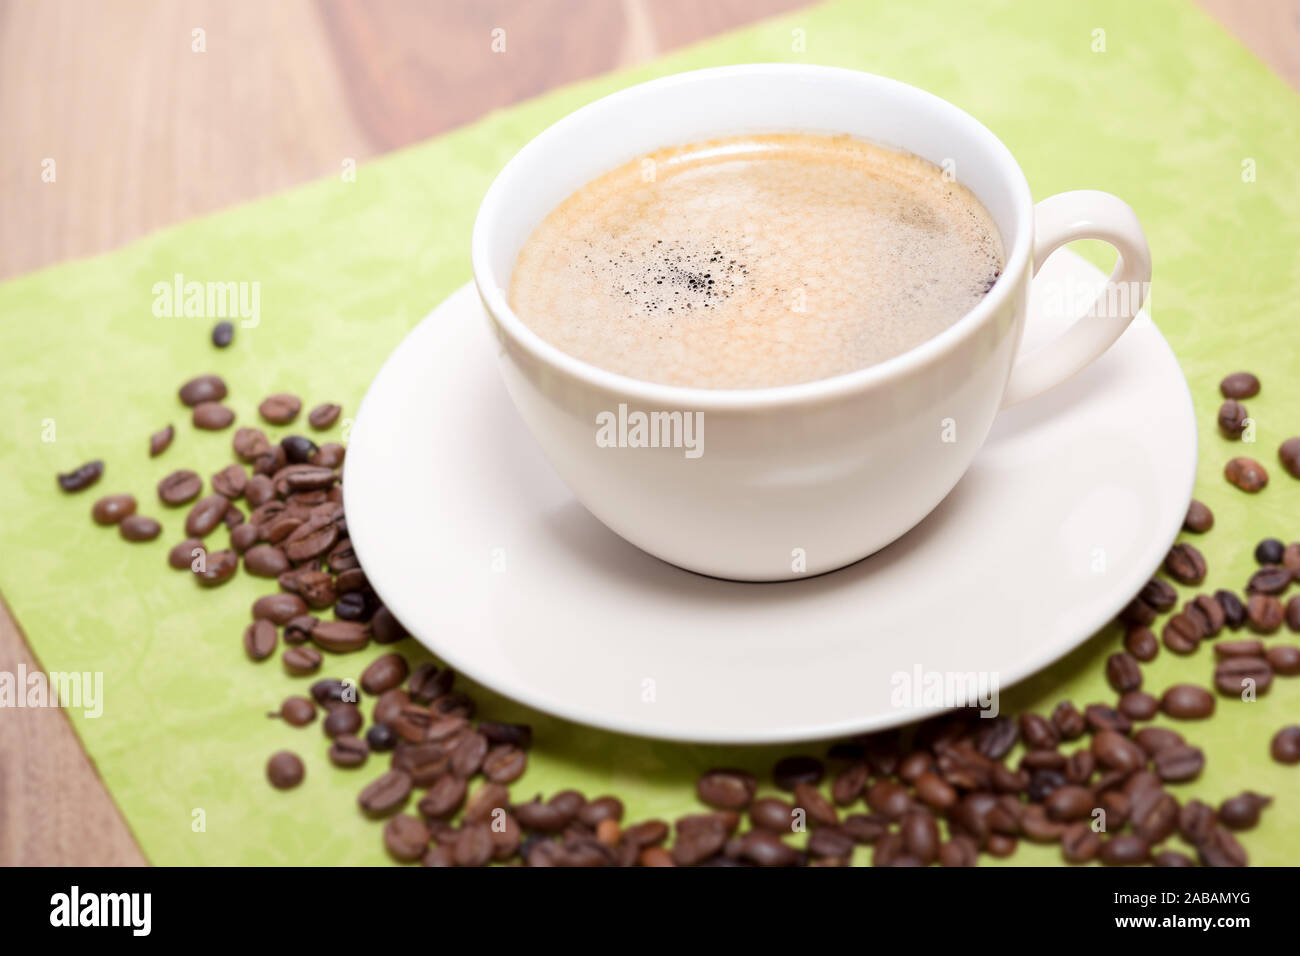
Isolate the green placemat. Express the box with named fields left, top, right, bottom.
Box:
left=2, top=0, right=1298, bottom=865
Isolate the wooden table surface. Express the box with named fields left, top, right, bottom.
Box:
left=1, top=0, right=1297, bottom=865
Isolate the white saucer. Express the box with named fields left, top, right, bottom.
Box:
left=346, top=250, right=1196, bottom=744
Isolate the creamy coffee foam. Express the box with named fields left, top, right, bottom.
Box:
left=509, top=133, right=1005, bottom=389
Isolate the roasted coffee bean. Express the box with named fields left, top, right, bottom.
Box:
left=1019, top=748, right=1066, bottom=772
left=408, top=662, right=452, bottom=702
left=158, top=469, right=202, bottom=505
left=184, top=494, right=229, bottom=537
left=1130, top=788, right=1178, bottom=843
left=793, top=782, right=838, bottom=827
left=294, top=571, right=337, bottom=610
left=1044, top=784, right=1093, bottom=822
left=193, top=548, right=238, bottom=586
left=193, top=401, right=235, bottom=430
left=1164, top=543, right=1207, bottom=585
left=898, top=810, right=938, bottom=864
left=993, top=765, right=1030, bottom=794
left=1287, top=595, right=1300, bottom=632
left=1284, top=544, right=1300, bottom=576
left=329, top=734, right=369, bottom=768
left=177, top=374, right=225, bottom=406
left=233, top=427, right=270, bottom=462
left=240, top=476, right=272, bottom=511
left=865, top=780, right=912, bottom=819
left=358, top=769, right=412, bottom=817
left=1225, top=456, right=1268, bottom=492
left=282, top=645, right=323, bottom=676
left=1178, top=800, right=1216, bottom=843
left=1060, top=822, right=1100, bottom=863
left=381, top=814, right=429, bottom=863
left=1220, top=371, right=1260, bottom=398
left=907, top=772, right=953, bottom=811
left=243, top=544, right=290, bottom=577
left=807, top=826, right=855, bottom=860
left=1098, top=790, right=1130, bottom=828
left=366, top=722, right=397, bottom=752
left=1270, top=726, right=1300, bottom=764
left=252, top=592, right=307, bottom=625
left=359, top=653, right=408, bottom=695
left=1253, top=538, right=1284, bottom=567
left=1018, top=805, right=1065, bottom=843
left=1105, top=653, right=1142, bottom=693
left=222, top=504, right=244, bottom=528
left=513, top=798, right=569, bottom=833
left=1217, top=399, right=1247, bottom=437
left=277, top=696, right=316, bottom=726
left=973, top=716, right=1018, bottom=759
left=243, top=619, right=278, bottom=661
left=309, top=678, right=357, bottom=706
left=1140, top=578, right=1178, bottom=611
left=1018, top=713, right=1059, bottom=750
left=418, top=775, right=468, bottom=820
left=1194, top=594, right=1226, bottom=636
left=697, top=769, right=757, bottom=810
left=1048, top=701, right=1085, bottom=740
left=1248, top=566, right=1291, bottom=596
left=1091, top=731, right=1145, bottom=773
left=1265, top=644, right=1300, bottom=675
left=772, top=755, right=823, bottom=790
left=1280, top=436, right=1300, bottom=479
left=1214, top=589, right=1246, bottom=629
left=670, top=815, right=730, bottom=865
left=896, top=751, right=933, bottom=782
left=1214, top=656, right=1273, bottom=697
left=211, top=320, right=234, bottom=348
left=1118, top=691, right=1159, bottom=721
left=118, top=514, right=161, bottom=542
left=1160, top=684, right=1215, bottom=719
left=209, top=463, right=246, bottom=500
left=327, top=538, right=360, bottom=572
left=280, top=434, right=318, bottom=465
left=1084, top=704, right=1131, bottom=735
left=323, top=703, right=362, bottom=738
left=825, top=762, right=865, bottom=806
left=92, top=493, right=136, bottom=525
left=259, top=393, right=301, bottom=425
left=1153, top=744, right=1204, bottom=782
left=1119, top=595, right=1157, bottom=626
left=365, top=605, right=407, bottom=645
left=937, top=835, right=978, bottom=867
left=333, top=590, right=368, bottom=621
left=311, top=441, right=346, bottom=468
left=168, top=539, right=203, bottom=573
left=450, top=731, right=489, bottom=778
left=1198, top=827, right=1248, bottom=867
left=308, top=403, right=342, bottom=430
left=310, top=619, right=368, bottom=653
left=283, top=466, right=337, bottom=494
left=283, top=614, right=317, bottom=645
left=1122, top=770, right=1163, bottom=799
left=266, top=751, right=304, bottom=789
left=1218, top=792, right=1271, bottom=831
left=749, top=797, right=796, bottom=833
left=1065, top=750, right=1095, bottom=784
left=372, top=688, right=408, bottom=725
left=577, top=796, right=624, bottom=828
left=1124, top=626, right=1159, bottom=662
left=335, top=568, right=367, bottom=594
left=251, top=444, right=286, bottom=477
left=478, top=720, right=531, bottom=749
left=1183, top=499, right=1214, bottom=532
left=737, top=830, right=799, bottom=867
left=1099, top=834, right=1149, bottom=866
left=1215, top=638, right=1265, bottom=659
left=149, top=425, right=174, bottom=457
left=1162, top=612, right=1202, bottom=654
left=1246, top=594, right=1283, bottom=633
left=390, top=702, right=434, bottom=743
left=985, top=833, right=1017, bottom=858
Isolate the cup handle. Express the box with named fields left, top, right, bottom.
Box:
left=1000, top=190, right=1152, bottom=408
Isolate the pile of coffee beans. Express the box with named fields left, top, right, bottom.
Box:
left=55, top=365, right=1299, bottom=866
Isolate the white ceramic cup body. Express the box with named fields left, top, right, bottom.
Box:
left=471, top=65, right=1150, bottom=581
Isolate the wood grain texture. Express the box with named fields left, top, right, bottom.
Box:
left=0, top=0, right=1295, bottom=865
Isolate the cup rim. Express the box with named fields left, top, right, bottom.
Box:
left=471, top=63, right=1034, bottom=410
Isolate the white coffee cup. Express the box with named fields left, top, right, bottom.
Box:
left=471, top=64, right=1151, bottom=581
